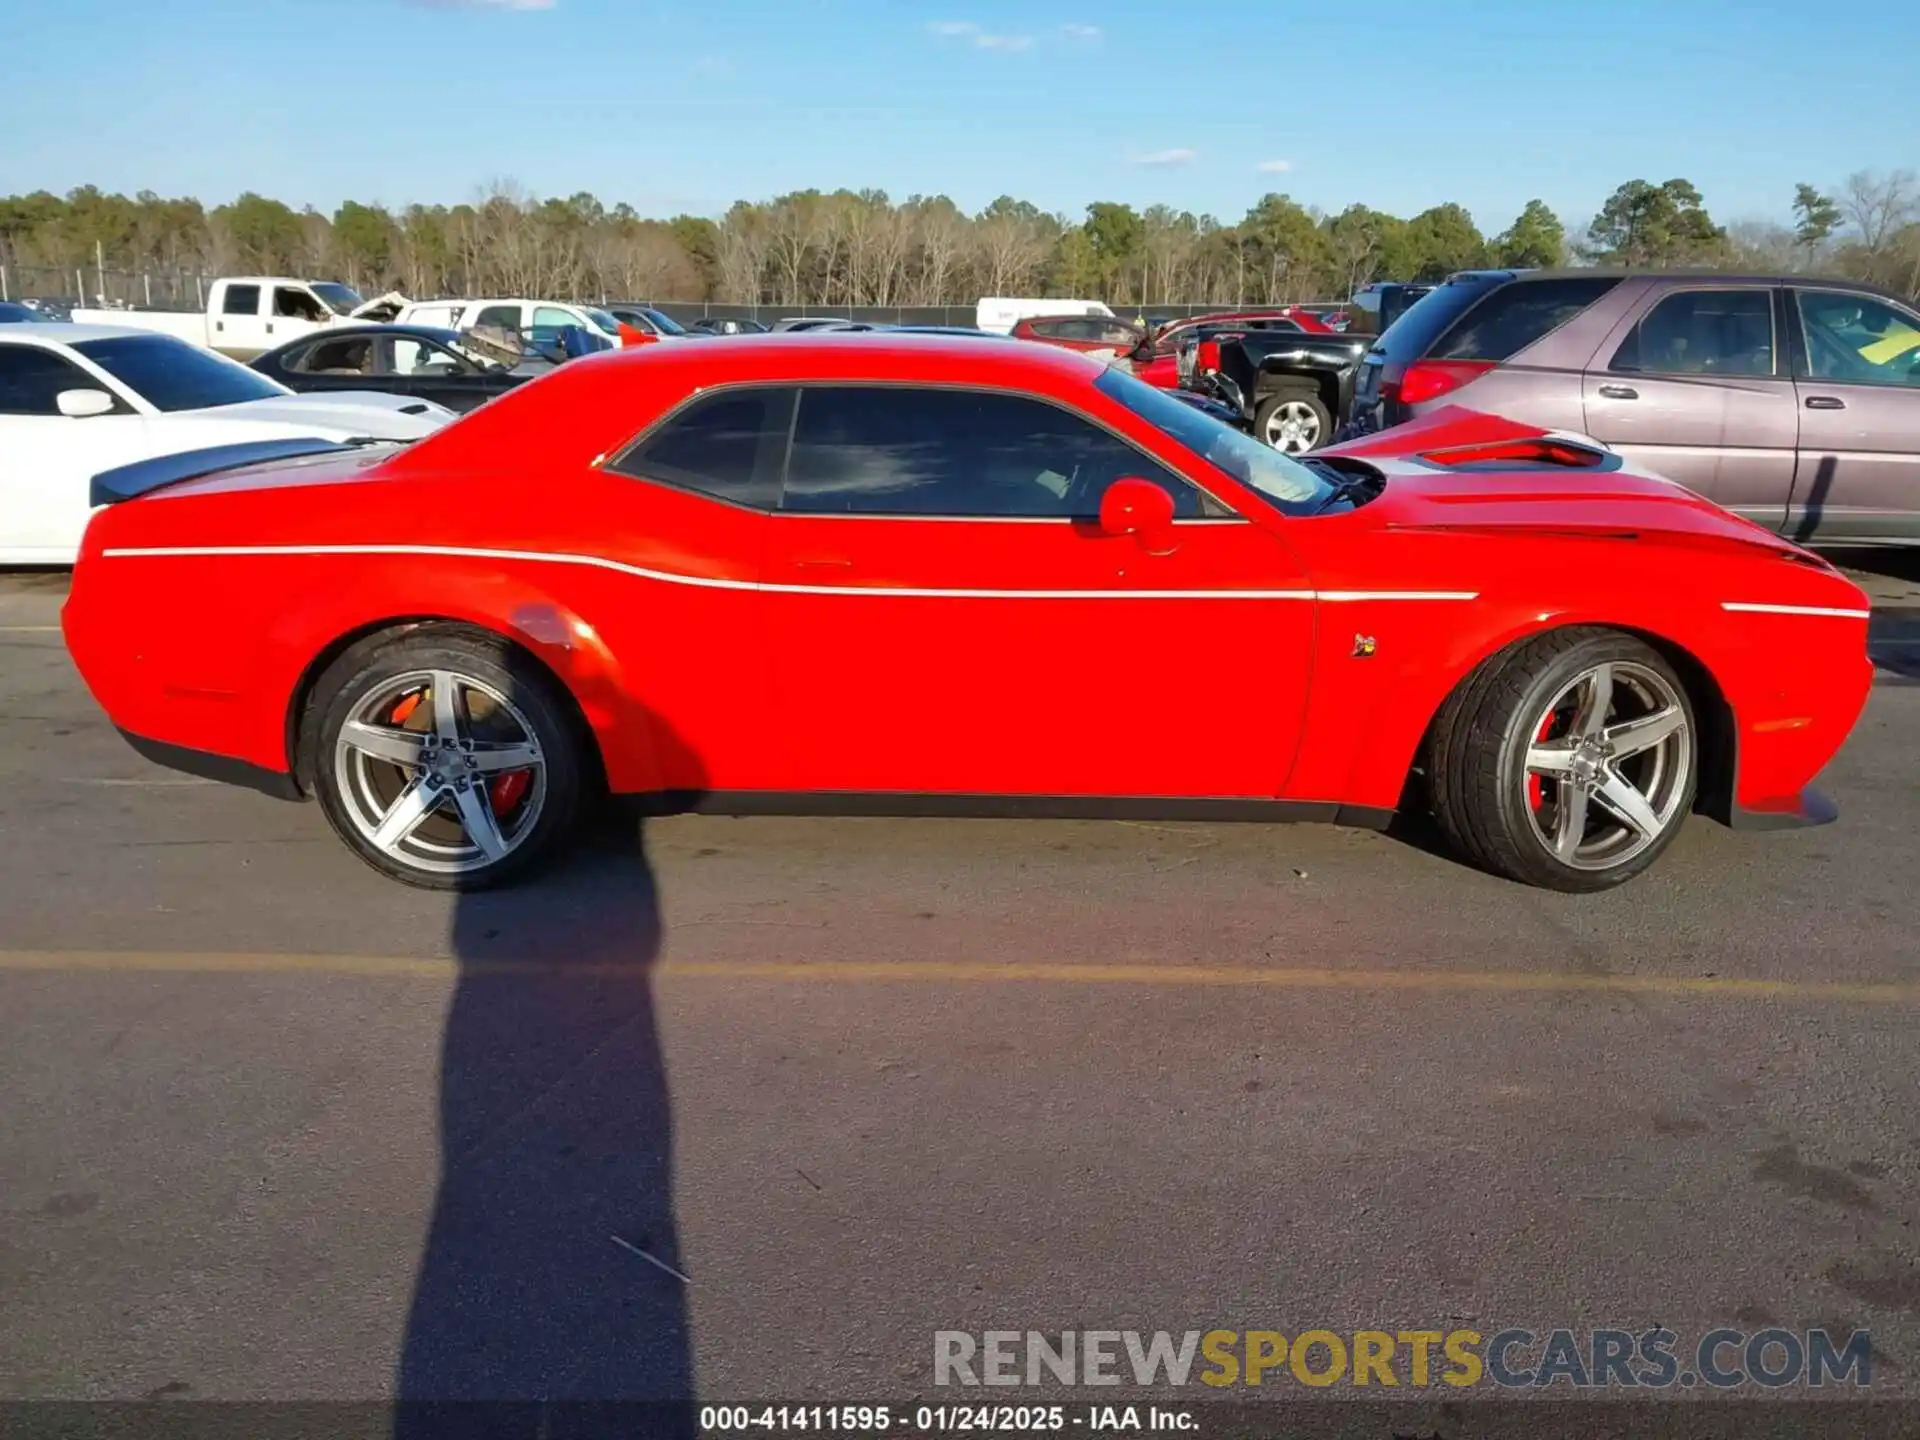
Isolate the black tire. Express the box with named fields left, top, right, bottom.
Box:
left=1254, top=385, right=1332, bottom=454
left=304, top=626, right=587, bottom=890
left=1427, top=628, right=1698, bottom=892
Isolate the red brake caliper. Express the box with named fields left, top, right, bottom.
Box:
left=490, top=770, right=532, bottom=816
left=1528, top=711, right=1554, bottom=810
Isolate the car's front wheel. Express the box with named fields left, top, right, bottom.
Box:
left=307, top=627, right=587, bottom=889
left=1427, top=629, right=1698, bottom=891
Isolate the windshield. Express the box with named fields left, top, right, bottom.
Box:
left=640, top=308, right=686, bottom=335
left=310, top=282, right=365, bottom=317
left=73, top=334, right=288, bottom=411
left=583, top=308, right=622, bottom=336
left=1093, top=367, right=1337, bottom=515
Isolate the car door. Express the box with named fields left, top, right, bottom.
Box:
left=762, top=383, right=1315, bottom=799
left=211, top=282, right=264, bottom=356
left=595, top=386, right=787, bottom=789
left=381, top=334, right=497, bottom=412
left=1581, top=283, right=1798, bottom=524
left=1786, top=287, right=1920, bottom=543
left=0, top=344, right=144, bottom=561
left=266, top=284, right=332, bottom=353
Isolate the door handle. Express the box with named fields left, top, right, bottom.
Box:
left=1805, top=395, right=1846, bottom=410
left=1598, top=384, right=1638, bottom=400
left=265, top=323, right=274, bottom=335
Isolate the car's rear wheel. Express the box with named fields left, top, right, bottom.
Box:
left=1427, top=629, right=1697, bottom=892
left=308, top=629, right=586, bottom=889
left=1255, top=387, right=1331, bottom=453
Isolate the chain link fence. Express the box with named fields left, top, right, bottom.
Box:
left=0, top=264, right=212, bottom=311
left=0, top=265, right=1352, bottom=326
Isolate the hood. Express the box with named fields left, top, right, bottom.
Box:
left=348, top=290, right=411, bottom=321
left=213, top=392, right=453, bottom=439
left=1325, top=406, right=1808, bottom=558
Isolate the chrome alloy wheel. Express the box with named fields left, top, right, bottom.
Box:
left=1522, top=661, right=1692, bottom=872
left=331, top=669, right=546, bottom=878
left=1262, top=399, right=1323, bottom=453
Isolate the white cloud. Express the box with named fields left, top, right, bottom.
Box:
left=929, top=20, right=1032, bottom=50
left=1256, top=159, right=1295, bottom=173
left=1061, top=22, right=1102, bottom=39
left=1131, top=148, right=1198, bottom=168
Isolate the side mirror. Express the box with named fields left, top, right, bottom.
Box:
left=57, top=388, right=115, bottom=418
left=1097, top=475, right=1177, bottom=543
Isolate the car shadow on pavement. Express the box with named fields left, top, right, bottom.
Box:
left=395, top=806, right=695, bottom=1439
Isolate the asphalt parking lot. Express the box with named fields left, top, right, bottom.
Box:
left=2, top=559, right=1918, bottom=1422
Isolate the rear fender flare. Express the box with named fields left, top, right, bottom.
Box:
left=267, top=569, right=656, bottom=793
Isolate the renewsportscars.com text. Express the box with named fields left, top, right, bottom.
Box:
left=933, top=1327, right=1872, bottom=1390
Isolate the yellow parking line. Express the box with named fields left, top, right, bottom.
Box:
left=0, top=950, right=1916, bottom=1003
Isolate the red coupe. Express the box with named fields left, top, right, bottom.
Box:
left=62, top=336, right=1872, bottom=892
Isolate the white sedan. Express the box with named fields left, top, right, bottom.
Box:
left=0, top=324, right=454, bottom=565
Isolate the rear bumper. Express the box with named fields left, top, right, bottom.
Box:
left=1727, top=787, right=1839, bottom=832
left=117, top=728, right=303, bottom=801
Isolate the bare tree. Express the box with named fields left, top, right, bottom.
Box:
left=1841, top=169, right=1919, bottom=252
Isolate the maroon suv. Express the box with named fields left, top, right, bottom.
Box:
left=1346, top=269, right=1920, bottom=544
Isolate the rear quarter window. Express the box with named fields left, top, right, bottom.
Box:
left=608, top=386, right=796, bottom=510
left=1427, top=277, right=1621, bottom=362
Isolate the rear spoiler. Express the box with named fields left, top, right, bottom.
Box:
left=90, top=437, right=364, bottom=508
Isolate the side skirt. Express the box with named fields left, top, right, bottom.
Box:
left=622, top=789, right=1396, bottom=830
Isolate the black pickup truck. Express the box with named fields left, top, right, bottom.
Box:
left=1174, top=325, right=1372, bottom=453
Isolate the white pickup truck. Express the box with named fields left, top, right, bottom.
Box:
left=72, top=277, right=397, bottom=360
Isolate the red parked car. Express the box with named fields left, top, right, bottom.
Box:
left=1008, top=313, right=1149, bottom=356
left=64, top=337, right=1871, bottom=893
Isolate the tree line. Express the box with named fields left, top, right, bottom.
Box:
left=2, top=171, right=1916, bottom=309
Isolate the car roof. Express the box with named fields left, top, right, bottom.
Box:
left=1483, top=267, right=1912, bottom=302
left=599, top=332, right=1098, bottom=378
left=0, top=322, right=163, bottom=344
left=380, top=331, right=1124, bottom=486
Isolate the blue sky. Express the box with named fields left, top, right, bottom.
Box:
left=3, top=0, right=1914, bottom=237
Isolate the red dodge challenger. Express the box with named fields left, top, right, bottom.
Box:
left=61, top=335, right=1872, bottom=892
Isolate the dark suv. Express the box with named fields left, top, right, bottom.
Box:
left=1345, top=269, right=1920, bottom=544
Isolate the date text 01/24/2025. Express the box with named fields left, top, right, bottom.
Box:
left=698, top=1404, right=1194, bottom=1432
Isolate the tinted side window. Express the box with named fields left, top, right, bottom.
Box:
left=221, top=284, right=261, bottom=316
left=1794, top=290, right=1920, bottom=388
left=783, top=385, right=1205, bottom=519
left=1428, top=278, right=1621, bottom=362
left=1611, top=289, right=1775, bottom=377
left=609, top=387, right=795, bottom=510
left=470, top=304, right=521, bottom=331
left=289, top=336, right=375, bottom=374
left=0, top=346, right=92, bottom=415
